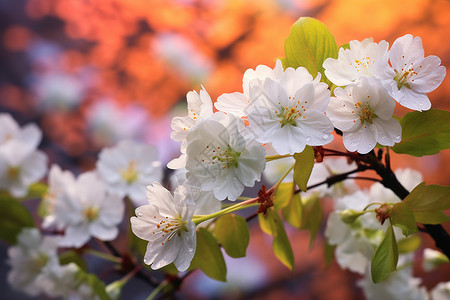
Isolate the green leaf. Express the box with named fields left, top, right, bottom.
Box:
left=301, top=195, right=323, bottom=246
left=371, top=225, right=398, bottom=283
left=73, top=267, right=111, bottom=300
left=338, top=42, right=350, bottom=50
left=281, top=193, right=303, bottom=229
left=214, top=214, right=249, bottom=258
left=403, top=183, right=450, bottom=224
left=83, top=273, right=111, bottom=300
left=258, top=207, right=294, bottom=270
left=293, top=145, right=315, bottom=192
left=0, top=183, right=48, bottom=202
left=282, top=17, right=338, bottom=85
left=413, top=211, right=450, bottom=225
left=59, top=250, right=88, bottom=272
left=391, top=109, right=450, bottom=156
left=390, top=202, right=418, bottom=236
left=27, top=183, right=48, bottom=199
left=274, top=182, right=295, bottom=210
left=404, top=183, right=450, bottom=211
left=190, top=228, right=227, bottom=281
left=324, top=240, right=336, bottom=268
left=0, top=197, right=35, bottom=244
left=397, top=234, right=421, bottom=254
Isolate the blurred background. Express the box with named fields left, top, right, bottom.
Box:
left=0, top=0, right=449, bottom=299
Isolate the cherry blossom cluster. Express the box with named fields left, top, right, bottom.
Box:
left=7, top=228, right=101, bottom=299
left=1, top=115, right=164, bottom=297
left=325, top=35, right=445, bottom=153
left=2, top=32, right=448, bottom=300
left=130, top=33, right=447, bottom=275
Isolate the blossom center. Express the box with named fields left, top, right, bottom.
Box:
left=83, top=206, right=100, bottom=222
left=277, top=106, right=302, bottom=127
left=211, top=146, right=241, bottom=169
left=6, top=166, right=21, bottom=180
left=355, top=101, right=377, bottom=125
left=121, top=161, right=138, bottom=184
left=29, top=253, right=50, bottom=274
left=393, top=67, right=417, bottom=90
left=350, top=57, right=374, bottom=75
left=153, top=214, right=187, bottom=245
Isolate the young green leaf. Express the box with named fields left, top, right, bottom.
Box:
left=391, top=109, right=450, bottom=156
left=371, top=225, right=398, bottom=283
left=301, top=195, right=323, bottom=247
left=74, top=267, right=111, bottom=300
left=293, top=145, right=315, bottom=192
left=274, top=182, right=295, bottom=210
left=338, top=43, right=350, bottom=50
left=214, top=214, right=250, bottom=258
left=413, top=211, right=450, bottom=224
left=390, top=202, right=418, bottom=236
left=403, top=183, right=450, bottom=224
left=0, top=197, right=35, bottom=244
left=282, top=17, right=338, bottom=85
left=83, top=273, right=111, bottom=300
left=397, top=234, right=421, bottom=254
left=258, top=207, right=294, bottom=270
left=190, top=228, right=227, bottom=281
left=281, top=193, right=303, bottom=229
left=324, top=240, right=336, bottom=268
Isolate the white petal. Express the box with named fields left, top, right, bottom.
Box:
left=59, top=223, right=91, bottom=248
left=372, top=118, right=402, bottom=146
left=409, top=56, right=446, bottom=93
left=90, top=221, right=118, bottom=241
left=214, top=92, right=250, bottom=117
left=173, top=221, right=196, bottom=271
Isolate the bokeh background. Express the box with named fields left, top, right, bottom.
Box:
left=0, top=0, right=449, bottom=299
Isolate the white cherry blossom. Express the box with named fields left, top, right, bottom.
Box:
left=323, top=38, right=389, bottom=86
left=0, top=114, right=47, bottom=197
left=42, top=164, right=76, bottom=229
left=327, top=76, right=401, bottom=154
left=97, top=140, right=163, bottom=206
left=43, top=171, right=125, bottom=248
left=430, top=281, right=450, bottom=300
left=357, top=262, right=428, bottom=300
left=168, top=86, right=214, bottom=169
left=170, top=168, right=221, bottom=220
left=373, top=34, right=446, bottom=111
left=185, top=113, right=266, bottom=200
left=325, top=190, right=378, bottom=274
left=130, top=182, right=196, bottom=272
left=7, top=228, right=60, bottom=296
left=246, top=67, right=334, bottom=155
left=214, top=59, right=284, bottom=117
left=423, top=248, right=449, bottom=272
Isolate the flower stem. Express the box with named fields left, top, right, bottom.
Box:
left=85, top=248, right=122, bottom=264
left=193, top=198, right=259, bottom=225
left=273, top=164, right=295, bottom=189
left=265, top=154, right=292, bottom=162
left=146, top=280, right=168, bottom=300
